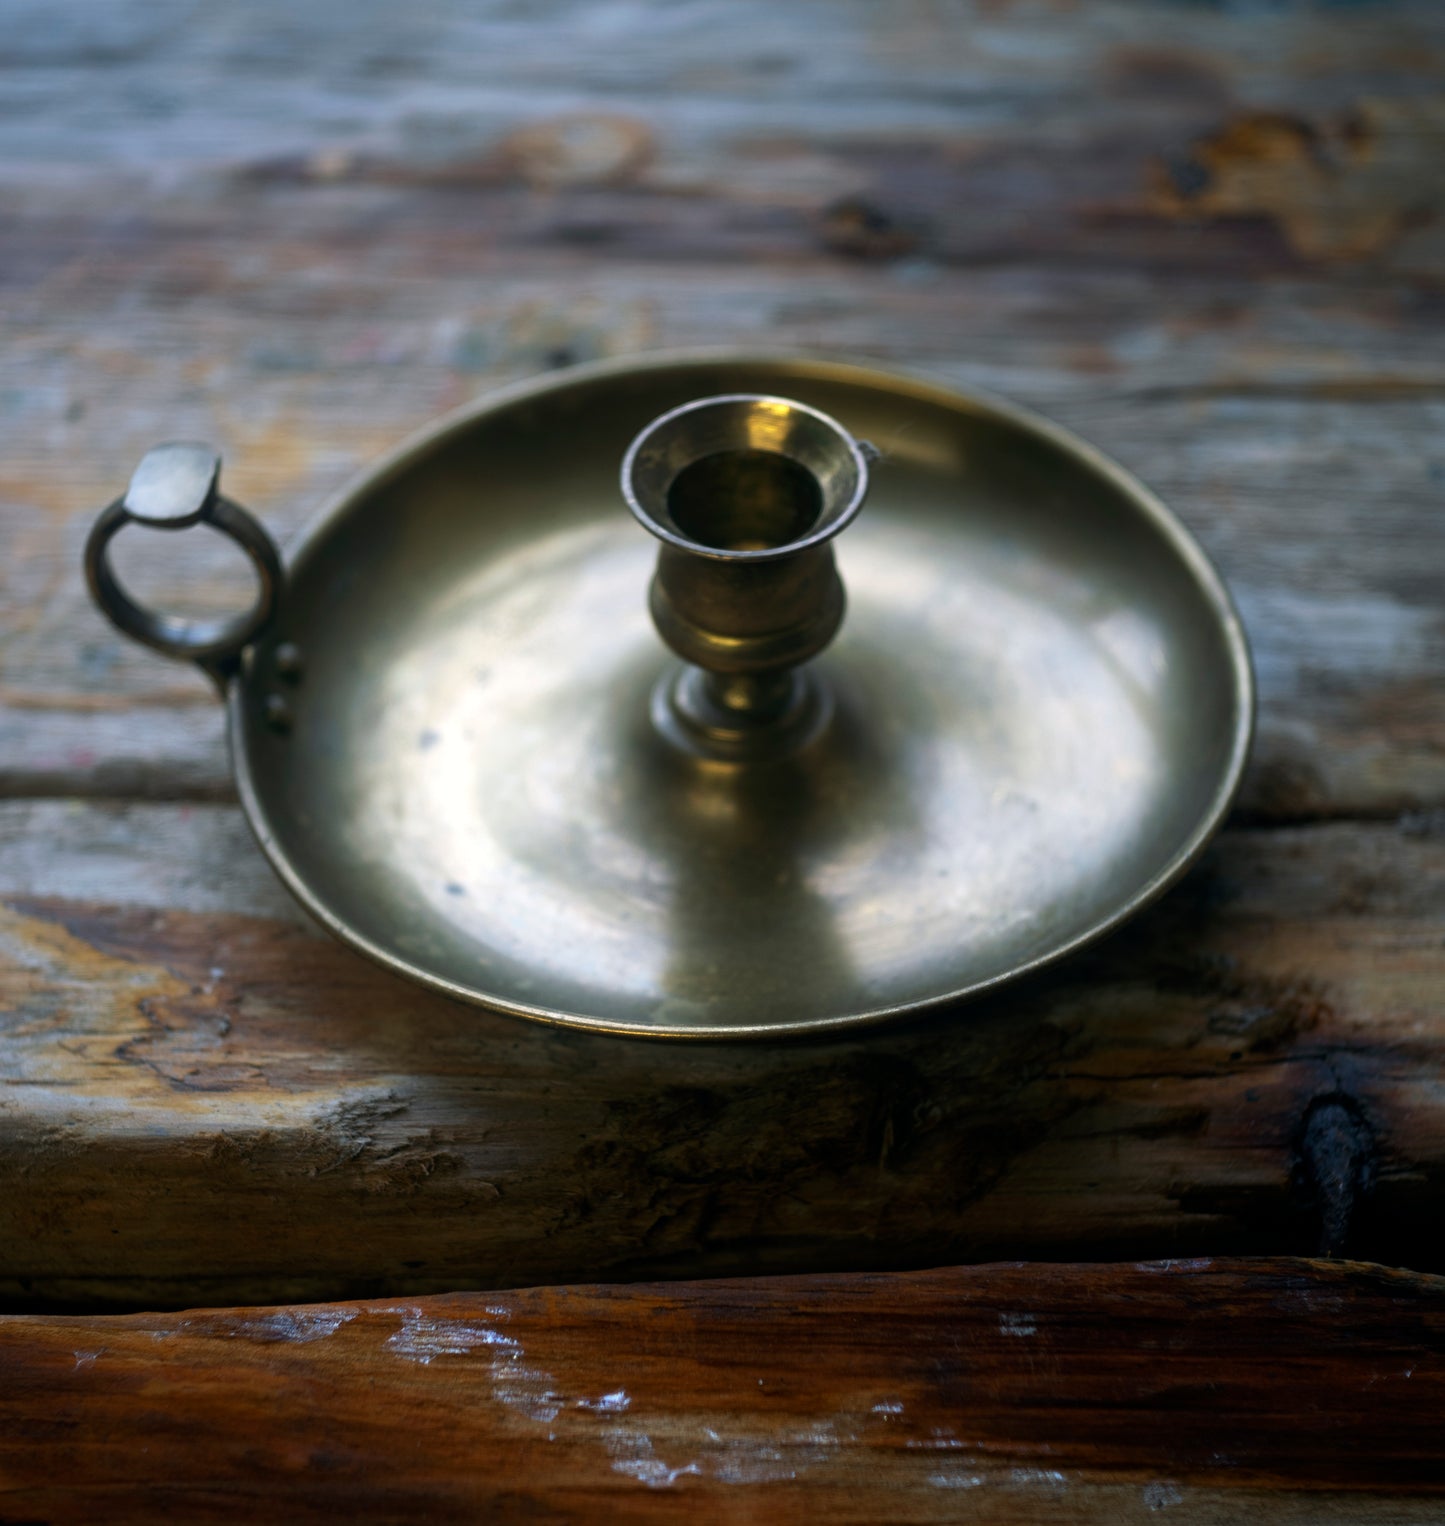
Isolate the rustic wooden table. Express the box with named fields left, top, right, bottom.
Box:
left=3, top=1, right=1444, bottom=1519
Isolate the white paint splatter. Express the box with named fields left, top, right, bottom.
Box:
left=906, top=1431, right=965, bottom=1450
left=616, top=1458, right=703, bottom=1488
left=604, top=1429, right=702, bottom=1489
left=374, top=1309, right=893, bottom=1493
left=929, top=1471, right=984, bottom=1490
left=386, top=1308, right=562, bottom=1422
left=1011, top=1468, right=1067, bottom=1486
left=232, top=1309, right=357, bottom=1344
left=386, top=1309, right=517, bottom=1363
left=709, top=1422, right=844, bottom=1484
left=999, top=1313, right=1037, bottom=1337
left=492, top=1359, right=565, bottom=1423
left=709, top=1447, right=797, bottom=1485
left=601, top=1416, right=846, bottom=1490
left=1144, top=1481, right=1183, bottom=1510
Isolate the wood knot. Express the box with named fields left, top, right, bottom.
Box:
left=1296, top=1094, right=1377, bottom=1257
left=817, top=197, right=919, bottom=261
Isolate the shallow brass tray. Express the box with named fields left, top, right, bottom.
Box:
left=87, top=352, right=1253, bottom=1038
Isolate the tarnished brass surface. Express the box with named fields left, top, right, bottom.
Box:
left=219, top=352, right=1252, bottom=1038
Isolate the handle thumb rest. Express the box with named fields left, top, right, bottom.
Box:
left=84, top=443, right=284, bottom=691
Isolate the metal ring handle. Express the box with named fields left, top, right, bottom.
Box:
left=84, top=443, right=283, bottom=680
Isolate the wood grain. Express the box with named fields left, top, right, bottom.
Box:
left=3, top=3, right=1445, bottom=1507
left=1, top=1, right=1442, bottom=818
left=3, top=803, right=1442, bottom=1308
left=2, top=1257, right=1444, bottom=1523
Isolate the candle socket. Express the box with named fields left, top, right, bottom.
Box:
left=622, top=394, right=873, bottom=761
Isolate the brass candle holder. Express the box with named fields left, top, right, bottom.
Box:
left=80, top=352, right=1253, bottom=1039
left=622, top=394, right=874, bottom=761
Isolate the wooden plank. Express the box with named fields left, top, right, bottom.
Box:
left=2, top=1257, right=1444, bottom=1523
left=2, top=803, right=1442, bottom=1308
left=1, top=2, right=1443, bottom=819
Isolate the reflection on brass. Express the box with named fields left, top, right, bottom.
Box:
left=83, top=352, right=1254, bottom=1039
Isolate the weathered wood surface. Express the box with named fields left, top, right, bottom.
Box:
left=1, top=0, right=1443, bottom=1318
left=1, top=1, right=1443, bottom=818
left=4, top=1, right=1445, bottom=1509
left=3, top=1258, right=1445, bottom=1523
left=3, top=805, right=1443, bottom=1308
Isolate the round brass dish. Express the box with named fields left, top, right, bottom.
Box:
left=86, top=352, right=1253, bottom=1039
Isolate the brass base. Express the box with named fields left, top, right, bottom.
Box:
left=651, top=665, right=833, bottom=762
left=232, top=353, right=1252, bottom=1038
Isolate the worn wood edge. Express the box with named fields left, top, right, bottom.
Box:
left=2, top=1257, right=1444, bottom=1523
left=2, top=807, right=1443, bottom=1306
